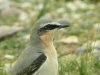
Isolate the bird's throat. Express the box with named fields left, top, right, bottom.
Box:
left=40, top=32, right=57, bottom=58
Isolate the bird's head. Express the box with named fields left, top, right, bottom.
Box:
left=37, top=19, right=71, bottom=36
left=30, top=17, right=71, bottom=44
left=39, top=22, right=69, bottom=31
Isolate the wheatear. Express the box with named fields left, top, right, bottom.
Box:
left=10, top=17, right=71, bottom=75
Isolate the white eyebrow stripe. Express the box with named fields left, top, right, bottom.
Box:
left=47, top=22, right=61, bottom=25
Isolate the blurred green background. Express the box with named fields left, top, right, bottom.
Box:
left=0, top=0, right=100, bottom=75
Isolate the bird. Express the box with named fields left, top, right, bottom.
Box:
left=9, top=17, right=71, bottom=75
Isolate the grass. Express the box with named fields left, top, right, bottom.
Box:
left=0, top=0, right=100, bottom=75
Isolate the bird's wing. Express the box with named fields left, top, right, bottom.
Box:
left=10, top=47, right=47, bottom=75
left=18, top=53, right=46, bottom=75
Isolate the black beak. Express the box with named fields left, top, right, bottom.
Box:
left=58, top=24, right=70, bottom=28
left=57, top=19, right=71, bottom=28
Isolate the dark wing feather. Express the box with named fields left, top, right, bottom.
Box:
left=17, top=53, right=47, bottom=75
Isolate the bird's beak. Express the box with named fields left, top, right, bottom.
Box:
left=57, top=19, right=71, bottom=28
left=58, top=24, right=70, bottom=28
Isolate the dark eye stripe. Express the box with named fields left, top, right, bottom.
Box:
left=42, top=24, right=59, bottom=30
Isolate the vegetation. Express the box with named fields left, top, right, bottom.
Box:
left=0, top=0, right=100, bottom=75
